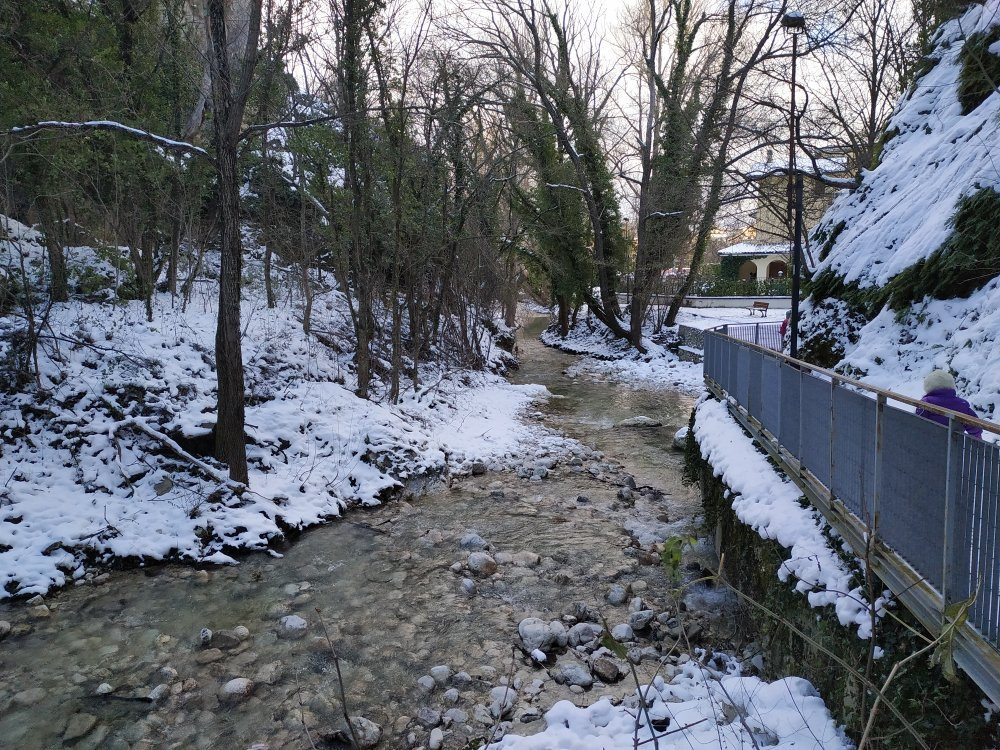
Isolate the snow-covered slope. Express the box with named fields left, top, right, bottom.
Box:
left=803, top=0, right=1000, bottom=422
left=0, top=217, right=568, bottom=598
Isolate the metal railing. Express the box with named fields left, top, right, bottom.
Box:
left=705, top=328, right=1000, bottom=703
left=724, top=322, right=783, bottom=352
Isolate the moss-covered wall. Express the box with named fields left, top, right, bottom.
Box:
left=686, top=423, right=998, bottom=748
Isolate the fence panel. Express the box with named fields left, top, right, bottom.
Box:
left=878, top=408, right=949, bottom=589
left=747, top=349, right=763, bottom=422
left=735, top=345, right=752, bottom=410
left=760, top=357, right=783, bottom=438
left=779, top=362, right=801, bottom=458
left=799, top=375, right=833, bottom=487
left=831, top=387, right=877, bottom=521
left=968, top=439, right=1000, bottom=642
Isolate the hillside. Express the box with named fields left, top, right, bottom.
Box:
left=802, top=0, right=1000, bottom=418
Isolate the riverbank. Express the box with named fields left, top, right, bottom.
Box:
left=0, top=218, right=573, bottom=599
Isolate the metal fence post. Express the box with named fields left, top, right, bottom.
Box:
left=830, top=376, right=837, bottom=503
left=872, top=394, right=885, bottom=534
left=943, top=417, right=968, bottom=607
left=754, top=323, right=760, bottom=346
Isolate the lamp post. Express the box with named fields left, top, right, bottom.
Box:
left=782, top=11, right=805, bottom=358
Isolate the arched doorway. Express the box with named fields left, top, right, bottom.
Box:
left=738, top=260, right=757, bottom=280
left=767, top=260, right=787, bottom=279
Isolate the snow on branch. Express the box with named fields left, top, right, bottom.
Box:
left=5, top=121, right=211, bottom=160
left=544, top=182, right=590, bottom=195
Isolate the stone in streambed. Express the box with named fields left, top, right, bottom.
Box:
left=63, top=713, right=98, bottom=742
left=617, top=416, right=661, bottom=428
left=278, top=614, right=308, bottom=639
left=467, top=552, right=497, bottom=577
left=219, top=677, right=254, bottom=702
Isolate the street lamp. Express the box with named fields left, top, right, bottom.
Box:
left=782, top=11, right=805, bottom=358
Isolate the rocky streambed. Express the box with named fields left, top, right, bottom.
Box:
left=0, top=316, right=735, bottom=749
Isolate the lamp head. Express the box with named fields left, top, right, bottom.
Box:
left=781, top=11, right=805, bottom=31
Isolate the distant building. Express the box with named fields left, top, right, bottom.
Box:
left=718, top=242, right=788, bottom=281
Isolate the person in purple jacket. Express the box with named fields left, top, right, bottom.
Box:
left=915, top=370, right=983, bottom=438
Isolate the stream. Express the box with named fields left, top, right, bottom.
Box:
left=0, top=315, right=727, bottom=750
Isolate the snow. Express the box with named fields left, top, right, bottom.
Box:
left=811, top=0, right=1000, bottom=290
left=0, top=225, right=569, bottom=598
left=692, top=398, right=884, bottom=639
left=491, top=652, right=850, bottom=750
left=540, top=316, right=704, bottom=393
left=717, top=241, right=787, bottom=257
left=803, top=0, right=1000, bottom=431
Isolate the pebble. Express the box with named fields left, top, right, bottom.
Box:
left=591, top=657, right=622, bottom=683
left=96, top=683, right=113, bottom=695
left=256, top=660, right=284, bottom=685
left=611, top=624, right=634, bottom=642
left=233, top=625, right=251, bottom=641
left=606, top=584, right=628, bottom=605
left=30, top=604, right=50, bottom=618
left=219, top=677, right=254, bottom=702
left=628, top=610, right=655, bottom=631
left=467, top=552, right=497, bottom=576
left=461, top=578, right=477, bottom=596
left=63, top=713, right=98, bottom=742
left=460, top=533, right=488, bottom=550
left=195, top=648, right=224, bottom=665
left=443, top=688, right=460, bottom=704
left=518, top=618, right=556, bottom=652
left=278, top=615, right=308, bottom=639
left=416, top=707, right=442, bottom=728
left=489, top=686, right=516, bottom=718
left=429, top=727, right=444, bottom=750
left=430, top=665, right=452, bottom=686
left=13, top=687, right=47, bottom=706
left=347, top=716, right=383, bottom=748
left=554, top=661, right=593, bottom=688
left=452, top=671, right=472, bottom=686
left=444, top=707, right=467, bottom=723
left=147, top=683, right=170, bottom=703
left=26, top=594, right=44, bottom=606
left=417, top=675, right=436, bottom=693
left=199, top=627, right=213, bottom=646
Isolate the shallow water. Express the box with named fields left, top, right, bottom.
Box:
left=0, top=314, right=708, bottom=750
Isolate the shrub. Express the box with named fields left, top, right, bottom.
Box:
left=957, top=25, right=1000, bottom=114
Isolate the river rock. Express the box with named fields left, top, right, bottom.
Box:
left=26, top=594, right=43, bottom=606
left=219, top=677, right=254, bottom=702
left=430, top=665, right=452, bottom=686
left=460, top=533, right=488, bottom=550
left=452, top=671, right=472, bottom=686
left=256, top=660, right=285, bottom=685
left=233, top=625, right=251, bottom=641
left=95, top=683, right=113, bottom=695
left=461, top=578, right=477, bottom=596
left=673, top=426, right=689, bottom=449
left=553, top=660, right=593, bottom=688
left=416, top=707, right=442, bottom=728
left=518, top=618, right=555, bottom=652
left=607, top=584, right=628, bottom=605
left=443, top=688, right=460, bottom=704
left=417, top=675, right=436, bottom=693
left=512, top=551, right=540, bottom=568
left=212, top=629, right=242, bottom=649
left=278, top=615, right=308, bottom=639
left=14, top=687, right=46, bottom=706
left=628, top=610, right=655, bottom=631
left=467, top=552, right=497, bottom=577
left=347, top=716, right=383, bottom=748
left=30, top=604, right=50, bottom=618
left=611, top=623, right=634, bottom=642
left=567, top=622, right=603, bottom=647
left=470, top=461, right=488, bottom=475
left=195, top=648, right=224, bottom=665
left=199, top=627, right=213, bottom=646
left=429, top=727, right=445, bottom=750
left=489, top=686, right=516, bottom=718
left=445, top=707, right=468, bottom=723
left=591, top=657, right=622, bottom=683
left=628, top=597, right=645, bottom=613
left=147, top=683, right=170, bottom=703
left=617, top=416, right=662, bottom=428
left=63, top=713, right=98, bottom=742
left=0, top=620, right=10, bottom=639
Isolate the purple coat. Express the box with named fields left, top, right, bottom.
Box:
left=915, top=388, right=983, bottom=438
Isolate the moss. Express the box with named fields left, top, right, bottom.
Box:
left=884, top=187, right=1000, bottom=310
left=686, top=432, right=999, bottom=748
left=817, top=220, right=847, bottom=262
left=871, top=127, right=900, bottom=169
left=957, top=25, right=1000, bottom=114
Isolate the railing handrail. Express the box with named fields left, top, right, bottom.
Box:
left=708, top=327, right=1000, bottom=438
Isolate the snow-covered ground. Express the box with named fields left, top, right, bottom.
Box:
left=491, top=652, right=850, bottom=750
left=539, top=314, right=705, bottom=393
left=0, top=218, right=576, bottom=599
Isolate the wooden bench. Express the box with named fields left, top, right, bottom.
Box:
left=749, top=301, right=769, bottom=317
